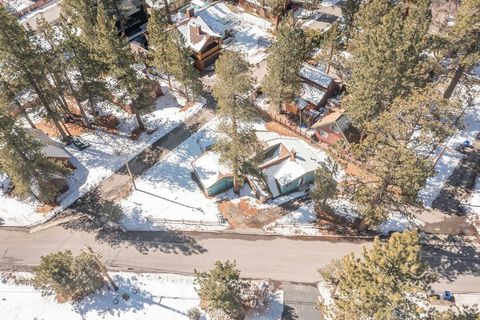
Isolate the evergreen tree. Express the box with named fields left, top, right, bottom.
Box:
left=168, top=28, right=203, bottom=101
left=341, top=0, right=362, bottom=42
left=95, top=2, right=148, bottom=129
left=0, top=6, right=69, bottom=139
left=32, top=250, right=105, bottom=300
left=148, top=9, right=175, bottom=89
left=351, top=87, right=459, bottom=226
left=268, top=0, right=288, bottom=29
left=343, top=0, right=432, bottom=130
left=194, top=260, right=246, bottom=320
left=60, top=0, right=99, bottom=48
left=263, top=14, right=307, bottom=113
left=311, top=158, right=338, bottom=213
left=0, top=110, right=68, bottom=203
left=440, top=0, right=480, bottom=99
left=320, top=231, right=436, bottom=320
left=213, top=51, right=259, bottom=193
left=0, top=78, right=36, bottom=128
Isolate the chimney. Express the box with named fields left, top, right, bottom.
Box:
left=189, top=22, right=203, bottom=44
left=290, top=148, right=296, bottom=161
left=186, top=8, right=195, bottom=19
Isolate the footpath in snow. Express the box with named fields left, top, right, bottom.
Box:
left=0, top=85, right=205, bottom=227
left=0, top=272, right=284, bottom=320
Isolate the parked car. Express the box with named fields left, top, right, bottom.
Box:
left=72, top=136, right=90, bottom=151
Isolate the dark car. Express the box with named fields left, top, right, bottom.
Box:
left=72, top=136, right=90, bottom=151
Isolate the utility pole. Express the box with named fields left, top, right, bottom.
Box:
left=85, top=246, right=118, bottom=291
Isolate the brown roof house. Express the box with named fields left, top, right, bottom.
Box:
left=27, top=128, right=75, bottom=169
left=177, top=10, right=222, bottom=71
left=311, top=108, right=360, bottom=147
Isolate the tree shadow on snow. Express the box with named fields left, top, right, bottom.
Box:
left=73, top=274, right=188, bottom=317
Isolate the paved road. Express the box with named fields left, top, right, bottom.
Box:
left=1, top=226, right=479, bottom=293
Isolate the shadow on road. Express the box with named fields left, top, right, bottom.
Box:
left=282, top=305, right=300, bottom=320
left=61, top=215, right=207, bottom=256
left=423, top=241, right=480, bottom=282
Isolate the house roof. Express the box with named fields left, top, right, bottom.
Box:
left=258, top=138, right=327, bottom=195
left=300, top=82, right=326, bottom=106
left=177, top=17, right=221, bottom=52
left=191, top=151, right=232, bottom=190
left=26, top=128, right=71, bottom=159
left=299, top=63, right=333, bottom=89
left=196, top=2, right=237, bottom=35
left=311, top=108, right=345, bottom=128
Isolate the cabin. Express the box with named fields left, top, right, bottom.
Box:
left=286, top=64, right=336, bottom=126
left=238, top=0, right=292, bottom=21
left=311, top=108, right=361, bottom=147
left=177, top=10, right=222, bottom=70
left=191, top=151, right=234, bottom=197
left=26, top=128, right=75, bottom=169
left=258, top=138, right=324, bottom=198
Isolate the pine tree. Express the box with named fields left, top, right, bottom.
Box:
left=32, top=250, right=105, bottom=300
left=60, top=0, right=99, bottom=48
left=167, top=28, right=203, bottom=101
left=341, top=0, right=361, bottom=42
left=95, top=2, right=148, bottom=129
left=343, top=0, right=432, bottom=131
left=194, top=260, right=246, bottom=320
left=148, top=9, right=175, bottom=89
left=311, top=158, right=338, bottom=213
left=351, top=87, right=459, bottom=226
left=268, top=0, right=288, bottom=29
left=320, top=231, right=436, bottom=320
left=0, top=78, right=36, bottom=128
left=0, top=6, right=69, bottom=139
left=213, top=51, right=260, bottom=193
left=0, top=110, right=68, bottom=202
left=440, top=0, right=480, bottom=99
left=263, top=14, right=307, bottom=113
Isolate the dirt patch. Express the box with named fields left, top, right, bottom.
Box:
left=35, top=119, right=90, bottom=138
left=265, top=121, right=302, bottom=138
left=180, top=101, right=195, bottom=112
left=36, top=204, right=57, bottom=214
left=218, top=198, right=284, bottom=229
left=130, top=126, right=146, bottom=140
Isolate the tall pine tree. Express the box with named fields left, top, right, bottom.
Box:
left=320, top=231, right=436, bottom=320
left=263, top=14, right=307, bottom=113
left=213, top=51, right=260, bottom=193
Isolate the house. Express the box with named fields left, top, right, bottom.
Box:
left=258, top=137, right=326, bottom=198
left=191, top=151, right=233, bottom=196
left=177, top=9, right=222, bottom=70
left=311, top=108, right=361, bottom=147
left=238, top=0, right=292, bottom=21
left=26, top=128, right=75, bottom=169
left=286, top=64, right=336, bottom=126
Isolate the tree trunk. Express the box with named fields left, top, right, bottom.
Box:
left=30, top=80, right=68, bottom=139
left=18, top=103, right=36, bottom=128
left=443, top=64, right=465, bottom=99
left=163, top=0, right=172, bottom=24
left=167, top=74, right=172, bottom=90
left=131, top=104, right=145, bottom=130
left=184, top=84, right=190, bottom=102
left=64, top=73, right=92, bottom=128
left=112, top=0, right=126, bottom=36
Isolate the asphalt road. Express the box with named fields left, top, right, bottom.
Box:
left=1, top=226, right=479, bottom=294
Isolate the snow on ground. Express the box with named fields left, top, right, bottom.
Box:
left=0, top=85, right=204, bottom=227
left=0, top=272, right=284, bottom=320
left=419, top=84, right=480, bottom=208
left=4, top=0, right=34, bottom=12
left=120, top=119, right=225, bottom=231
left=265, top=197, right=423, bottom=236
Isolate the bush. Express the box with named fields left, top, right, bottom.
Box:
left=98, top=200, right=124, bottom=224
left=242, top=281, right=271, bottom=310
left=187, top=307, right=202, bottom=320
left=194, top=260, right=246, bottom=320
left=32, top=250, right=105, bottom=301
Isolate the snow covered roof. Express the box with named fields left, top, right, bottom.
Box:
left=195, top=2, right=236, bottom=36
left=301, top=83, right=326, bottom=105
left=177, top=17, right=221, bottom=52
left=299, top=63, right=333, bottom=89
left=26, top=128, right=71, bottom=159
left=191, top=151, right=232, bottom=189
left=259, top=138, right=327, bottom=195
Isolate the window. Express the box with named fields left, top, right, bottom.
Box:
left=319, top=130, right=328, bottom=138
left=330, top=124, right=340, bottom=133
